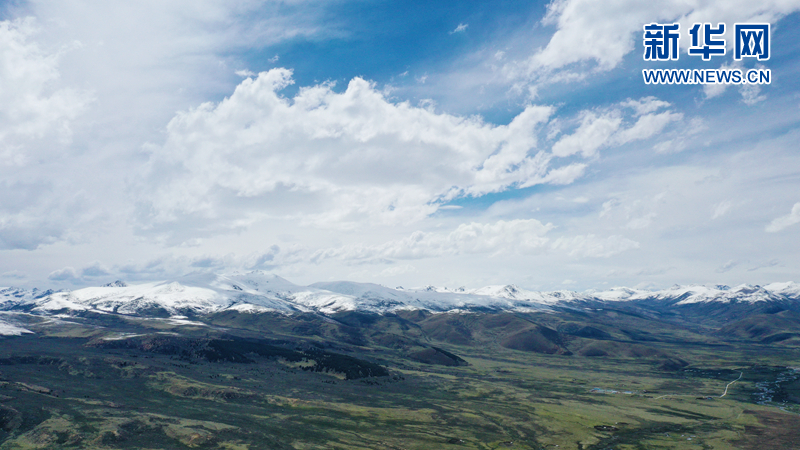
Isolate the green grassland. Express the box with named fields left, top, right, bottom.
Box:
left=0, top=307, right=799, bottom=449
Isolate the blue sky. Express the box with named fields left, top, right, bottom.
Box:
left=1, top=0, right=799, bottom=290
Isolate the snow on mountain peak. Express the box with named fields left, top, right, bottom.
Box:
left=764, top=281, right=800, bottom=297
left=2, top=272, right=799, bottom=317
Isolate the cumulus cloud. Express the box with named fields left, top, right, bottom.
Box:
left=47, top=261, right=117, bottom=284
left=132, top=76, right=681, bottom=246
left=48, top=266, right=79, bottom=281
left=137, top=69, right=579, bottom=235
left=81, top=261, right=112, bottom=277
left=0, top=18, right=90, bottom=167
left=248, top=245, right=283, bottom=270
left=117, top=257, right=181, bottom=280
left=551, top=111, right=621, bottom=158
left=551, top=98, right=681, bottom=159
left=766, top=203, right=800, bottom=232
left=614, top=111, right=683, bottom=145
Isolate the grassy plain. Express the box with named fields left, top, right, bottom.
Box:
left=0, top=308, right=798, bottom=449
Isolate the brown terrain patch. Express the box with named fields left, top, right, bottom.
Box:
left=735, top=409, right=800, bottom=449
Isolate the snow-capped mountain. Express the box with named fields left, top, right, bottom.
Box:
left=0, top=312, right=33, bottom=336
left=764, top=281, right=800, bottom=298
left=311, top=281, right=556, bottom=312
left=465, top=285, right=586, bottom=305
left=0, top=287, right=55, bottom=308
left=2, top=273, right=799, bottom=321
left=647, top=284, right=783, bottom=305
left=34, top=281, right=226, bottom=315
left=1, top=272, right=346, bottom=317
left=582, top=283, right=799, bottom=305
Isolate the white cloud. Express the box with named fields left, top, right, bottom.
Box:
left=81, top=261, right=111, bottom=277
left=551, top=111, right=621, bottom=158
left=551, top=234, right=639, bottom=258
left=740, top=84, right=766, bottom=106
left=0, top=180, right=92, bottom=250
left=766, top=203, right=800, bottom=232
left=624, top=212, right=656, bottom=230
left=1, top=270, right=26, bottom=280
left=747, top=259, right=780, bottom=272
left=652, top=140, right=683, bottom=154
left=116, top=256, right=186, bottom=280
left=48, top=266, right=79, bottom=281
left=620, top=97, right=672, bottom=116
left=111, top=254, right=249, bottom=282
left=379, top=264, right=417, bottom=277
left=0, top=2, right=335, bottom=251
left=46, top=260, right=120, bottom=284
left=551, top=98, right=680, bottom=158
left=0, top=18, right=90, bottom=167
left=312, top=219, right=555, bottom=262
left=716, top=259, right=739, bottom=273
left=488, top=129, right=800, bottom=286
left=703, top=82, right=728, bottom=101
left=307, top=219, right=642, bottom=264
left=0, top=13, right=102, bottom=249
left=652, top=117, right=707, bottom=154
left=137, top=69, right=575, bottom=235
left=599, top=192, right=666, bottom=230
left=712, top=200, right=732, bottom=219
left=613, top=111, right=683, bottom=145
left=537, top=163, right=587, bottom=186
left=450, top=23, right=468, bottom=34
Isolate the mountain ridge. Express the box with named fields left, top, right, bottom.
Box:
left=2, top=273, right=799, bottom=333
left=2, top=273, right=799, bottom=319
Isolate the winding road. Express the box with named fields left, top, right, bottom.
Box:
left=719, top=372, right=743, bottom=398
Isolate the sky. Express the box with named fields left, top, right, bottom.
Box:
left=1, top=0, right=799, bottom=291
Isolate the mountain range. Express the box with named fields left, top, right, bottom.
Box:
left=2, top=270, right=799, bottom=336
